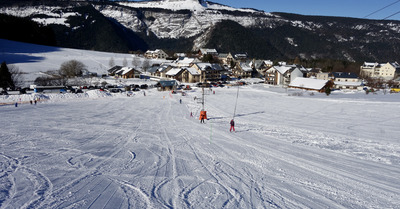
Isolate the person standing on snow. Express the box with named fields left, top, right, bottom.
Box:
left=230, top=119, right=235, bottom=132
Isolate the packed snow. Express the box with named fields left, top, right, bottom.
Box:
left=1, top=85, right=400, bottom=208
left=1, top=39, right=400, bottom=208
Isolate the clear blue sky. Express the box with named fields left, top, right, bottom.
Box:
left=211, top=0, right=400, bottom=20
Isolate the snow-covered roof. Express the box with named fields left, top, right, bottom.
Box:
left=116, top=67, right=134, bottom=75
left=195, top=63, right=223, bottom=71
left=289, top=77, right=328, bottom=90
left=158, top=65, right=170, bottom=72
left=274, top=66, right=292, bottom=74
left=200, top=48, right=218, bottom=55
left=186, top=67, right=200, bottom=75
left=176, top=57, right=196, bottom=66
left=147, top=66, right=159, bottom=73
left=363, top=62, right=379, bottom=67
left=264, top=60, right=273, bottom=66
left=240, top=62, right=253, bottom=72
left=166, top=68, right=184, bottom=76
left=389, top=62, right=400, bottom=68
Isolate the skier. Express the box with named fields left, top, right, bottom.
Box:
left=179, top=99, right=182, bottom=104
left=230, top=119, right=235, bottom=132
left=199, top=111, right=206, bottom=123
left=190, top=112, right=193, bottom=117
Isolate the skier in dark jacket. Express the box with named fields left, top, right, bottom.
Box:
left=230, top=119, right=235, bottom=132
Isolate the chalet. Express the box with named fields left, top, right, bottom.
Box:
left=265, top=65, right=306, bottom=85
left=330, top=72, right=360, bottom=82
left=149, top=65, right=172, bottom=78
left=306, top=68, right=323, bottom=78
left=330, top=72, right=362, bottom=90
left=147, top=66, right=160, bottom=76
left=199, top=48, right=218, bottom=57
left=144, top=49, right=169, bottom=59
left=251, top=60, right=273, bottom=77
left=192, top=63, right=223, bottom=82
left=232, top=62, right=253, bottom=78
left=181, top=67, right=201, bottom=83
left=108, top=66, right=123, bottom=76
left=115, top=67, right=141, bottom=79
left=289, top=77, right=331, bottom=92
left=226, top=52, right=248, bottom=66
left=165, top=67, right=185, bottom=81
left=174, top=57, right=199, bottom=67
left=360, top=62, right=400, bottom=80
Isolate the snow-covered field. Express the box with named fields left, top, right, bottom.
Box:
left=0, top=39, right=165, bottom=84
left=1, top=39, right=400, bottom=208
left=1, top=85, right=400, bottom=208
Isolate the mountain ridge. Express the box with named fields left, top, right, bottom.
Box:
left=1, top=0, right=400, bottom=62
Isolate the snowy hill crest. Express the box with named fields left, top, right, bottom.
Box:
left=1, top=0, right=400, bottom=61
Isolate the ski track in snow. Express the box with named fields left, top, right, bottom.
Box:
left=1, top=87, right=400, bottom=208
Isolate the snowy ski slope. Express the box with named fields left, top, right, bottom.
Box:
left=1, top=86, right=399, bottom=208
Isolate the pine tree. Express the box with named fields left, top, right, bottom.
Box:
left=0, top=62, right=14, bottom=89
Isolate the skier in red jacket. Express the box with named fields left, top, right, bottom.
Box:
left=230, top=119, right=235, bottom=132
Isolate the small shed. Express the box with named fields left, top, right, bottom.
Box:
left=158, top=80, right=177, bottom=91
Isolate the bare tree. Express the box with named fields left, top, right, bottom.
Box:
left=60, top=60, right=86, bottom=78
left=109, top=57, right=115, bottom=68
left=142, top=58, right=150, bottom=73
left=122, top=57, right=128, bottom=67
left=132, top=56, right=140, bottom=69
left=8, top=64, right=24, bottom=88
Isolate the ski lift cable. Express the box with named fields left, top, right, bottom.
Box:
left=232, top=85, right=240, bottom=119
left=383, top=10, right=400, bottom=19
left=364, top=0, right=400, bottom=18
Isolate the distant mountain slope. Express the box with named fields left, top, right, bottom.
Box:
left=1, top=0, right=400, bottom=62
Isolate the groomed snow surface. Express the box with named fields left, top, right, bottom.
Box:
left=1, top=85, right=400, bottom=208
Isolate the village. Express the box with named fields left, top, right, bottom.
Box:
left=105, top=48, right=400, bottom=94
left=2, top=46, right=400, bottom=96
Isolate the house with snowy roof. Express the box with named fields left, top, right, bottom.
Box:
left=181, top=67, right=201, bottom=83
left=265, top=65, right=307, bottom=85
left=114, top=67, right=141, bottom=79
left=165, top=67, right=185, bottom=81
left=226, top=52, right=248, bottom=66
left=174, top=57, right=200, bottom=67
left=232, top=61, right=253, bottom=78
left=107, top=65, right=123, bottom=75
left=289, top=77, right=331, bottom=92
left=250, top=59, right=273, bottom=77
left=144, top=49, right=169, bottom=59
left=192, top=63, right=223, bottom=82
left=149, top=65, right=172, bottom=78
left=330, top=72, right=362, bottom=90
left=360, top=62, right=400, bottom=80
left=199, top=48, right=218, bottom=57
